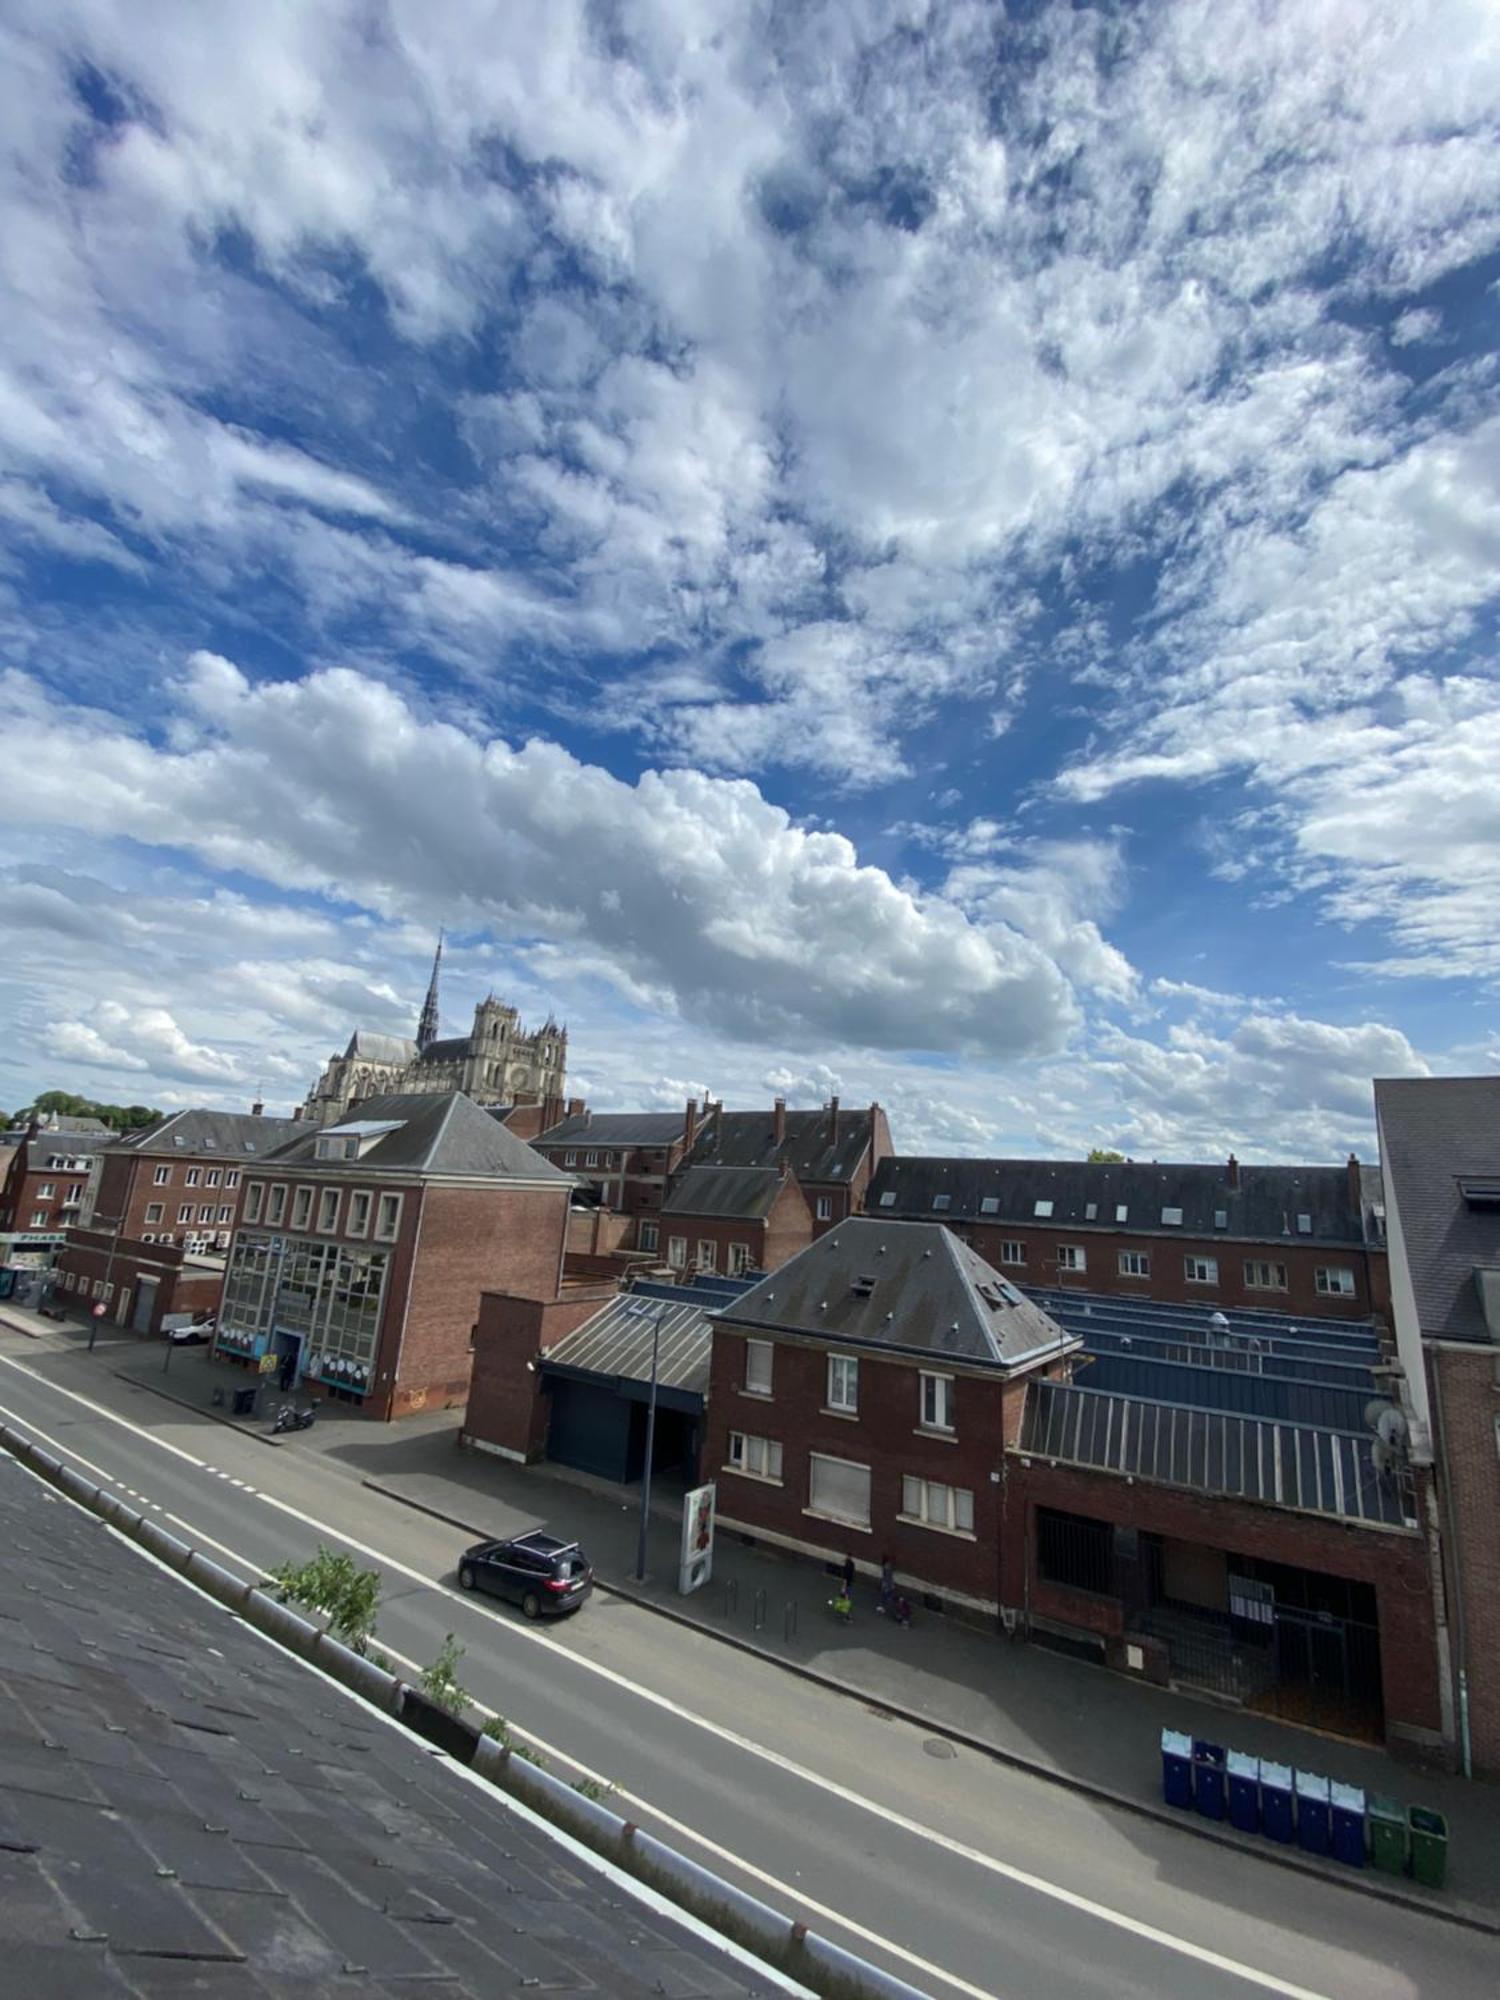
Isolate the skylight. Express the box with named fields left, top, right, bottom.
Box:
left=1084, top=1202, right=1097, bottom=1221
left=980, top=1196, right=1000, bottom=1215
left=878, top=1190, right=897, bottom=1208
left=1034, top=1199, right=1053, bottom=1218
left=932, top=1193, right=951, bottom=1211
left=1297, top=1213, right=1312, bottom=1234
left=1214, top=1209, right=1228, bottom=1228
left=1161, top=1207, right=1183, bottom=1226
left=1115, top=1205, right=1128, bottom=1223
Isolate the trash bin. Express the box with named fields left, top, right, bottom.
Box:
left=1226, top=1750, right=1260, bottom=1833
left=1259, top=1760, right=1294, bottom=1844
left=1295, top=1770, right=1331, bottom=1855
left=1408, top=1806, right=1447, bottom=1889
left=1330, top=1782, right=1367, bottom=1867
left=232, top=1386, right=258, bottom=1418
left=1161, top=1728, right=1193, bottom=1810
left=1192, top=1739, right=1227, bottom=1820
left=1368, top=1794, right=1407, bottom=1876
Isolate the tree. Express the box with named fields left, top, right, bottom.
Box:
left=1087, top=1148, right=1126, bottom=1163
left=264, top=1547, right=382, bottom=1654
left=19, top=1089, right=161, bottom=1133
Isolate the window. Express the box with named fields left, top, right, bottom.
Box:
left=218, top=1205, right=234, bottom=1225
left=268, top=1185, right=287, bottom=1226
left=1245, top=1259, right=1288, bottom=1291
left=225, top=1171, right=240, bottom=1190
left=145, top=1203, right=164, bottom=1225
left=317, top=1188, right=339, bottom=1232
left=178, top=1205, right=194, bottom=1224
left=696, top=1239, right=717, bottom=1273
left=198, top=1205, right=215, bottom=1223
left=807, top=1454, right=871, bottom=1530
left=728, top=1432, right=783, bottom=1482
left=727, top=1242, right=751, bottom=1275
left=1161, top=1206, right=1183, bottom=1226
left=931, top=1193, right=951, bottom=1212
left=1213, top=1209, right=1228, bottom=1229
left=745, top=1340, right=774, bottom=1396
left=979, top=1196, right=1000, bottom=1215
left=30, top=1211, right=47, bottom=1228
left=153, top=1166, right=170, bottom=1186
left=1115, top=1204, right=1128, bottom=1223
left=205, top=1170, right=221, bottom=1188
left=1056, top=1244, right=1086, bottom=1272
left=586, top=1150, right=600, bottom=1167
left=1118, top=1250, right=1150, bottom=1278
left=878, top=1190, right=897, bottom=1208
left=291, top=1186, right=313, bottom=1230
left=901, top=1475, right=974, bottom=1534
left=1296, top=1213, right=1313, bottom=1235
left=999, top=1240, right=1025, bottom=1265
left=816, top=1195, right=834, bottom=1220
left=1033, top=1199, right=1053, bottom=1218
left=638, top=1220, right=659, bottom=1253
left=564, top=1150, right=577, bottom=1167
left=348, top=1191, right=372, bottom=1237
left=244, top=1181, right=264, bottom=1224
left=667, top=1236, right=687, bottom=1269
left=1315, top=1266, right=1356, bottom=1297
left=826, top=1353, right=858, bottom=1414
left=1185, top=1256, right=1218, bottom=1285
left=919, top=1372, right=953, bottom=1433
left=185, top=1169, right=200, bottom=1187
left=65, top=1183, right=83, bottom=1203
left=38, top=1182, right=55, bottom=1198
left=375, top=1193, right=402, bottom=1240
left=1084, top=1202, right=1097, bottom=1221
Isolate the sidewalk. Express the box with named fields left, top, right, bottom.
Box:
left=14, top=1316, right=1500, bottom=1931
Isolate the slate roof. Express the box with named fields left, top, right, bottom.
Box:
left=119, top=1110, right=307, bottom=1160
left=266, top=1093, right=569, bottom=1184
left=23, top=1130, right=118, bottom=1167
left=0, top=1449, right=788, bottom=1999
left=535, top=1111, right=687, bottom=1149
left=544, top=1291, right=717, bottom=1396
left=688, top=1106, right=878, bottom=1185
left=661, top=1165, right=787, bottom=1220
left=417, top=1035, right=471, bottom=1065
left=342, top=1028, right=418, bottom=1064
left=1376, top=1075, right=1500, bottom=1345
left=720, top=1217, right=1077, bottom=1369
left=867, top=1154, right=1373, bottom=1245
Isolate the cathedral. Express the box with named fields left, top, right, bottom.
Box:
left=300, top=938, right=568, bottom=1126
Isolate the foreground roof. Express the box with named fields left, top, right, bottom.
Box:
left=118, top=1109, right=306, bottom=1159
left=0, top=1450, right=783, bottom=1998
left=268, top=1092, right=570, bottom=1182
left=868, top=1154, right=1373, bottom=1245
left=721, top=1217, right=1077, bottom=1369
left=544, top=1289, right=719, bottom=1396
left=1376, top=1075, right=1500, bottom=1345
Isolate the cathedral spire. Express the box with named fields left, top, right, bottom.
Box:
left=416, top=929, right=443, bottom=1053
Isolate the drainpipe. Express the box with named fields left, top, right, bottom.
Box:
left=385, top=1186, right=428, bottom=1424
left=1429, top=1357, right=1472, bottom=1778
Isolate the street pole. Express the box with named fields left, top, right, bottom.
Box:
left=87, top=1206, right=125, bottom=1353
left=634, top=1304, right=664, bottom=1582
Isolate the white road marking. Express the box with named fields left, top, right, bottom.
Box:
left=2, top=1369, right=1330, bottom=2000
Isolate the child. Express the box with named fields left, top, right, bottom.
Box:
left=829, top=1587, right=853, bottom=1623
left=890, top=1593, right=913, bottom=1628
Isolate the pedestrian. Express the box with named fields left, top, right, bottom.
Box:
left=877, top=1554, right=896, bottom=1616
left=278, top=1348, right=296, bottom=1393
left=891, top=1593, right=913, bottom=1628
left=840, top=1552, right=855, bottom=1600
left=829, top=1586, right=852, bottom=1624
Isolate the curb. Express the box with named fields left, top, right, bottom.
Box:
left=361, top=1472, right=1499, bottom=1939
left=108, top=1367, right=287, bottom=1446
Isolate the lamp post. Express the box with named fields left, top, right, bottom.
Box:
left=627, top=1298, right=669, bottom=1582
left=87, top=1205, right=126, bottom=1353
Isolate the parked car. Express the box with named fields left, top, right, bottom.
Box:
left=456, top=1532, right=593, bottom=1618
left=165, top=1314, right=216, bottom=1344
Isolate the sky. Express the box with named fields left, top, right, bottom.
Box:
left=1, top=0, right=1497, bottom=1162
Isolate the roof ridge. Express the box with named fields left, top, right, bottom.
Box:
left=934, top=1223, right=1007, bottom=1365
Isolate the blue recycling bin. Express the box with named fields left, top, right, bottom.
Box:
left=1192, top=1739, right=1227, bottom=1820
left=1295, top=1770, right=1332, bottom=1855
left=1226, top=1749, right=1260, bottom=1833
left=1330, top=1783, right=1367, bottom=1868
left=1260, top=1759, right=1294, bottom=1843
left=1161, top=1728, right=1193, bottom=1809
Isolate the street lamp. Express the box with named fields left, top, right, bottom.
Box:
left=87, top=1205, right=126, bottom=1353
left=626, top=1297, right=669, bottom=1582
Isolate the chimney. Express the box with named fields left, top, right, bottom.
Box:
left=1347, top=1151, right=1362, bottom=1212
left=251, top=1097, right=264, bottom=1118
left=567, top=1096, right=586, bottom=1117
left=292, top=1105, right=305, bottom=1122
left=829, top=1095, right=840, bottom=1146
left=773, top=1097, right=786, bottom=1146
left=683, top=1099, right=699, bottom=1151
left=1226, top=1153, right=1239, bottom=1190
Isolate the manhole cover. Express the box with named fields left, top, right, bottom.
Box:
left=922, top=1737, right=957, bottom=1760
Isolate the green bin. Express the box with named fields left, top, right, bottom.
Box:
left=1407, top=1806, right=1447, bottom=1889
left=1368, top=1794, right=1407, bottom=1875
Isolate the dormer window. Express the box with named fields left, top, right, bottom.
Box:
left=1457, top=1177, right=1500, bottom=1209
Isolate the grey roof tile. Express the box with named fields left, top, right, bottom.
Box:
left=121, top=1111, right=307, bottom=1160
left=687, top=1106, right=877, bottom=1184
left=1376, top=1075, right=1500, bottom=1344
left=265, top=1092, right=569, bottom=1183
left=661, top=1164, right=785, bottom=1219
left=536, top=1110, right=688, bottom=1147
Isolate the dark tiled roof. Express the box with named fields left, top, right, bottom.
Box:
left=661, top=1165, right=786, bottom=1220
left=535, top=1111, right=686, bottom=1148
left=267, top=1093, right=570, bottom=1183
left=868, top=1155, right=1371, bottom=1245
left=721, top=1217, right=1077, bottom=1369
left=417, top=1035, right=471, bottom=1064
left=120, top=1110, right=307, bottom=1159
left=0, top=1452, right=782, bottom=1999
left=342, top=1028, right=417, bottom=1064
left=689, top=1107, right=877, bottom=1184
left=24, top=1131, right=118, bottom=1165
left=1376, top=1076, right=1500, bottom=1345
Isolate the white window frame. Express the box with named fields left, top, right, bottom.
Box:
left=999, top=1240, right=1025, bottom=1265
left=564, top=1150, right=577, bottom=1167
left=375, top=1192, right=402, bottom=1241
left=347, top=1190, right=372, bottom=1238
left=144, top=1202, right=164, bottom=1225
left=225, top=1171, right=240, bottom=1190
left=29, top=1210, right=47, bottom=1228
left=696, top=1239, right=717, bottom=1273
left=1245, top=1259, right=1289, bottom=1291
left=1185, top=1255, right=1218, bottom=1284
left=1056, top=1244, right=1086, bottom=1272
left=217, top=1204, right=234, bottom=1224
left=267, top=1184, right=287, bottom=1226
left=638, top=1219, right=659, bottom=1252
left=198, top=1205, right=215, bottom=1223
left=807, top=1452, right=872, bottom=1531
left=919, top=1371, right=954, bottom=1434
left=291, top=1185, right=313, bottom=1230
left=744, top=1340, right=774, bottom=1397
left=727, top=1432, right=783, bottom=1483
left=178, top=1205, right=193, bottom=1224
left=1118, top=1250, right=1150, bottom=1278
left=185, top=1168, right=200, bottom=1188
left=900, top=1475, right=975, bottom=1536
left=37, top=1182, right=55, bottom=1198
left=826, top=1353, right=859, bottom=1415
left=153, top=1166, right=170, bottom=1186
left=816, top=1195, right=833, bottom=1221
left=727, top=1241, right=751, bottom=1276
left=1315, top=1266, right=1356, bottom=1297
left=317, top=1187, right=340, bottom=1232
left=667, top=1236, right=687, bottom=1269
left=205, top=1169, right=221, bottom=1188
left=243, top=1181, right=265, bottom=1223
left=586, top=1150, right=600, bottom=1168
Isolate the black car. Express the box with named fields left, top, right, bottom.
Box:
left=457, top=1532, right=593, bottom=1618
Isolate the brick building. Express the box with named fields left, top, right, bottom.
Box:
left=51, top=1230, right=225, bottom=1336
left=1376, top=1076, right=1500, bottom=1776
left=529, top=1109, right=694, bottom=1240
left=704, top=1219, right=1079, bottom=1617
left=658, top=1164, right=813, bottom=1278
left=213, top=1093, right=571, bottom=1419
left=0, top=1127, right=117, bottom=1270
left=866, top=1154, right=1388, bottom=1322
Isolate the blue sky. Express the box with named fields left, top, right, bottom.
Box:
left=1, top=0, right=1497, bottom=1158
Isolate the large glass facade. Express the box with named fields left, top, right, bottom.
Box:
left=218, top=1230, right=389, bottom=1396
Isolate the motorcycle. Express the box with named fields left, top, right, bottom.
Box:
left=271, top=1402, right=317, bottom=1434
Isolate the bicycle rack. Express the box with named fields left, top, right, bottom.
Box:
left=722, top=1577, right=739, bottom=1619
left=752, top=1587, right=767, bottom=1631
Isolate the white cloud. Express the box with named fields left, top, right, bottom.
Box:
left=1390, top=307, right=1442, bottom=346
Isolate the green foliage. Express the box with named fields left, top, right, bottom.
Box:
left=21, top=1089, right=161, bottom=1133
left=513, top=1743, right=549, bottom=1769
left=418, top=1633, right=471, bottom=1716
left=1086, top=1147, right=1126, bottom=1163
left=573, top=1774, right=613, bottom=1801
left=264, top=1546, right=381, bottom=1654
left=481, top=1714, right=513, bottom=1747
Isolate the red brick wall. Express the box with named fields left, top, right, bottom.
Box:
left=704, top=1327, right=1022, bottom=1606
left=388, top=1184, right=570, bottom=1418
left=1, top=1144, right=105, bottom=1239
left=98, top=1150, right=251, bottom=1244
left=1430, top=1345, right=1500, bottom=1775
left=54, top=1227, right=221, bottom=1335
left=1002, top=1457, right=1442, bottom=1745
left=940, top=1217, right=1379, bottom=1321
left=463, top=1286, right=616, bottom=1460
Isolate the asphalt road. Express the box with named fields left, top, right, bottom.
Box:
left=0, top=1332, right=1491, bottom=2000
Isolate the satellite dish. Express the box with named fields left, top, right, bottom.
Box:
left=1376, top=1406, right=1408, bottom=1448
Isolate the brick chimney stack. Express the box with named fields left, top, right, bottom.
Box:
left=773, top=1097, right=786, bottom=1146
left=1347, top=1151, right=1362, bottom=1211
left=683, top=1099, right=699, bottom=1151
left=251, top=1097, right=264, bottom=1118
left=829, top=1095, right=840, bottom=1146
left=1226, top=1153, right=1239, bottom=1189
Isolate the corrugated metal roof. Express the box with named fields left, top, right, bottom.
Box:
left=543, top=1293, right=715, bottom=1395
left=1018, top=1380, right=1415, bottom=1529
